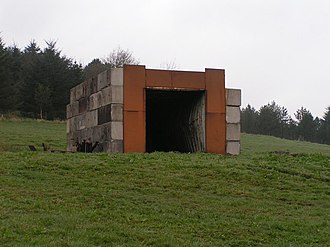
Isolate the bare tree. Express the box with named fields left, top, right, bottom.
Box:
left=103, top=47, right=139, bottom=68
left=160, top=59, right=179, bottom=70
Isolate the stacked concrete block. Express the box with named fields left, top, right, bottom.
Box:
left=66, top=68, right=124, bottom=152
left=225, top=88, right=241, bottom=155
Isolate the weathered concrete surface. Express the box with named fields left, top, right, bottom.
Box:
left=85, top=110, right=98, bottom=128
left=111, top=86, right=124, bottom=103
left=98, top=104, right=112, bottom=125
left=75, top=83, right=85, bottom=101
left=97, top=70, right=110, bottom=90
left=225, top=88, right=241, bottom=155
left=70, top=87, right=76, bottom=104
left=70, top=101, right=79, bottom=117
left=110, top=140, right=123, bottom=152
left=111, top=121, right=123, bottom=140
left=76, top=115, right=86, bottom=130
left=101, top=86, right=112, bottom=106
left=226, top=88, right=241, bottom=107
left=111, top=104, right=123, bottom=121
left=67, top=116, right=75, bottom=133
left=66, top=104, right=73, bottom=119
left=111, top=68, right=123, bottom=86
left=226, top=106, right=240, bottom=124
left=89, top=91, right=103, bottom=111
left=226, top=123, right=240, bottom=141
left=79, top=97, right=88, bottom=114
left=226, top=141, right=240, bottom=155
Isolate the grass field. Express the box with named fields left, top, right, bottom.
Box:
left=0, top=119, right=329, bottom=246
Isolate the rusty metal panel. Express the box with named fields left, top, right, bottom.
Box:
left=205, top=112, right=226, bottom=154
left=146, top=69, right=172, bottom=88
left=123, top=65, right=146, bottom=111
left=205, top=69, right=225, bottom=113
left=124, top=110, right=145, bottom=152
left=171, top=71, right=205, bottom=89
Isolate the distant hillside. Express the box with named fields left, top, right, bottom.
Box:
left=241, top=133, right=330, bottom=156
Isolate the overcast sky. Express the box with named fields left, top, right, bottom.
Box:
left=1, top=0, right=330, bottom=118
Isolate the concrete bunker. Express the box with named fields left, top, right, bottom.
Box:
left=146, top=89, right=205, bottom=153
left=67, top=65, right=241, bottom=155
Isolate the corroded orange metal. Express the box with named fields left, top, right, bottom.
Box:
left=123, top=65, right=226, bottom=154
left=146, top=69, right=172, bottom=88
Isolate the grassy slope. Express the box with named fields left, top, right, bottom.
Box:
left=0, top=119, right=329, bottom=246
left=0, top=119, right=66, bottom=151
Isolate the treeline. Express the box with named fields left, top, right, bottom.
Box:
left=241, top=101, right=330, bottom=145
left=0, top=37, right=139, bottom=120
left=0, top=38, right=84, bottom=119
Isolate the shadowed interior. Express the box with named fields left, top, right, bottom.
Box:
left=146, top=89, right=205, bottom=153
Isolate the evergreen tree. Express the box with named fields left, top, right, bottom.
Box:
left=20, top=40, right=82, bottom=119
left=0, top=39, right=22, bottom=112
left=295, top=107, right=317, bottom=142
left=319, top=106, right=330, bottom=144
left=0, top=37, right=11, bottom=112
left=83, top=58, right=107, bottom=80
left=20, top=40, right=42, bottom=117
left=241, top=104, right=258, bottom=133
left=257, top=101, right=288, bottom=137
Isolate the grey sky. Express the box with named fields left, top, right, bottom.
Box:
left=1, top=0, right=330, bottom=118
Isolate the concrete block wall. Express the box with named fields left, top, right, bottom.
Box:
left=225, top=88, right=241, bottom=155
left=66, top=68, right=124, bottom=152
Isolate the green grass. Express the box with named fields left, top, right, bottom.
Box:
left=0, top=119, right=329, bottom=246
left=0, top=118, right=66, bottom=152
left=241, top=133, right=330, bottom=156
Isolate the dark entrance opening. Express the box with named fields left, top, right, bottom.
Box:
left=146, top=89, right=205, bottom=153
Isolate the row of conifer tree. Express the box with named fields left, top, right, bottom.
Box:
left=0, top=38, right=138, bottom=119
left=241, top=102, right=330, bottom=145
